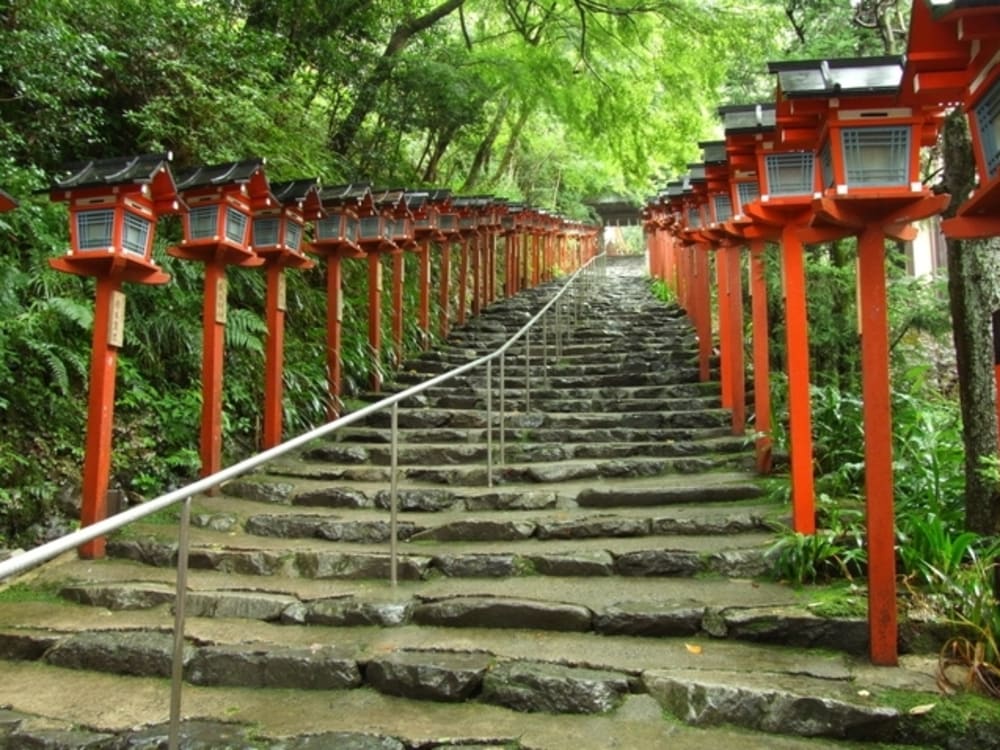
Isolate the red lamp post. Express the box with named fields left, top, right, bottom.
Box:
left=252, top=179, right=321, bottom=449
left=368, top=189, right=411, bottom=391
left=905, top=1, right=1000, bottom=437
left=718, top=104, right=776, bottom=475
left=308, top=184, right=371, bottom=417
left=436, top=203, right=462, bottom=339
left=729, top=99, right=821, bottom=537
left=412, top=190, right=451, bottom=349
left=48, top=153, right=180, bottom=557
left=169, top=160, right=270, bottom=483
left=678, top=176, right=715, bottom=385
left=700, top=141, right=747, bottom=437
left=768, top=54, right=950, bottom=666
left=501, top=203, right=526, bottom=297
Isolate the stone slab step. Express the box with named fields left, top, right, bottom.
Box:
left=221, top=471, right=766, bottom=511
left=0, top=661, right=929, bottom=750
left=105, top=528, right=774, bottom=581
left=0, top=603, right=948, bottom=746
left=333, top=424, right=731, bottom=446
left=301, top=437, right=747, bottom=467
left=356, top=407, right=732, bottom=431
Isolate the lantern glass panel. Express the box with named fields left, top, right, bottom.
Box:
left=359, top=215, right=381, bottom=238
left=76, top=209, right=114, bottom=250
left=415, top=217, right=431, bottom=230
left=841, top=126, right=910, bottom=186
left=974, top=78, right=1000, bottom=180
left=712, top=195, right=732, bottom=223
left=225, top=207, right=249, bottom=245
left=316, top=215, right=342, bottom=240
left=345, top=216, right=359, bottom=242
left=122, top=212, right=151, bottom=256
left=501, top=216, right=515, bottom=230
left=764, top=151, right=815, bottom=196
left=819, top=139, right=834, bottom=188
left=188, top=206, right=218, bottom=240
left=285, top=222, right=302, bottom=251
left=253, top=217, right=280, bottom=247
left=686, top=206, right=701, bottom=229
left=460, top=216, right=475, bottom=230
left=736, top=181, right=760, bottom=213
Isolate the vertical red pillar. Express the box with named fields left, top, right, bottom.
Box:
left=79, top=276, right=124, bottom=559
left=458, top=240, right=469, bottom=324
left=326, top=255, right=344, bottom=417
left=439, top=242, right=451, bottom=338
left=471, top=234, right=482, bottom=317
left=749, top=240, right=773, bottom=473
left=716, top=246, right=733, bottom=408
left=392, top=250, right=405, bottom=365
left=727, top=243, right=746, bottom=435
left=418, top=242, right=431, bottom=349
left=200, top=261, right=227, bottom=482
left=858, top=225, right=898, bottom=666
left=368, top=252, right=383, bottom=392
left=694, top=247, right=712, bottom=382
left=262, top=263, right=285, bottom=449
left=781, top=224, right=816, bottom=534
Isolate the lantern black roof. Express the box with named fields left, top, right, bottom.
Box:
left=270, top=178, right=320, bottom=204
left=718, top=104, right=776, bottom=134
left=50, top=153, right=175, bottom=191
left=319, top=183, right=373, bottom=206
left=699, top=141, right=727, bottom=165
left=173, top=159, right=266, bottom=191
left=687, top=164, right=708, bottom=182
left=767, top=56, right=903, bottom=98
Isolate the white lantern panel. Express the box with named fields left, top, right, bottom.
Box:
left=841, top=126, right=910, bottom=187
left=975, top=77, right=1000, bottom=180
left=122, top=211, right=151, bottom=255
left=76, top=209, right=114, bottom=250
left=764, top=151, right=815, bottom=197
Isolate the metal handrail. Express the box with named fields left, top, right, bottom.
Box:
left=0, top=251, right=606, bottom=749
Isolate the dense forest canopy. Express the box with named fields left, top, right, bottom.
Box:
left=0, top=0, right=921, bottom=544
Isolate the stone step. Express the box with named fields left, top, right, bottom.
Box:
left=334, top=424, right=731, bottom=446
left=355, top=406, right=732, bottom=431
left=221, top=470, right=765, bottom=511
left=263, top=453, right=745, bottom=487
left=105, top=527, right=774, bottom=581
left=0, top=595, right=949, bottom=747
left=300, top=436, right=747, bottom=467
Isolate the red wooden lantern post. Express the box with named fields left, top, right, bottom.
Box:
left=308, top=184, right=370, bottom=417
left=501, top=204, right=524, bottom=298
left=252, top=179, right=321, bottom=449
left=718, top=105, right=773, bottom=473
left=372, top=190, right=416, bottom=369
left=170, top=160, right=270, bottom=482
left=411, top=190, right=450, bottom=349
left=436, top=205, right=461, bottom=338
left=48, top=154, right=179, bottom=557
left=905, top=1, right=1000, bottom=438
left=676, top=179, right=715, bottom=384
left=733, top=101, right=821, bottom=536
left=362, top=190, right=410, bottom=392
left=700, top=141, right=748, bottom=436
left=768, top=55, right=950, bottom=666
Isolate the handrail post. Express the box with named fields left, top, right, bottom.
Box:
left=499, top=352, right=506, bottom=466
left=525, top=327, right=531, bottom=413
left=168, top=495, right=193, bottom=750
left=486, top=359, right=493, bottom=487
left=556, top=299, right=563, bottom=360
left=390, top=402, right=399, bottom=587
left=542, top=310, right=549, bottom=386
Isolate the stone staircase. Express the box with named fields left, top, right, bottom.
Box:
left=0, top=257, right=957, bottom=748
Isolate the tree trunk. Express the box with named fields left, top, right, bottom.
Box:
left=942, top=111, right=1000, bottom=534
left=461, top=95, right=508, bottom=191
left=328, top=0, right=466, bottom=157
left=491, top=103, right=532, bottom=183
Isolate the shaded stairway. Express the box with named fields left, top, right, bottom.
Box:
left=0, top=256, right=947, bottom=749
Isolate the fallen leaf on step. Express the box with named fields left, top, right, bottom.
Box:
left=909, top=703, right=936, bottom=716
left=857, top=689, right=871, bottom=698
left=685, top=643, right=703, bottom=655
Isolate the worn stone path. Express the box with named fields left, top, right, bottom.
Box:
left=0, top=256, right=975, bottom=748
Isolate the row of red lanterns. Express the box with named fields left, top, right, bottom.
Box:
left=643, top=0, right=1000, bottom=669
left=24, top=153, right=599, bottom=559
